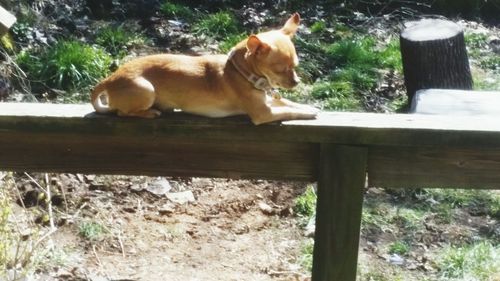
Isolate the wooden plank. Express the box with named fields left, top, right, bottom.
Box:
left=0, top=5, right=16, bottom=36
left=369, top=146, right=500, bottom=189
left=312, top=144, right=367, bottom=281
left=411, top=89, right=500, bottom=115
left=0, top=131, right=318, bottom=180
left=3, top=103, right=500, bottom=148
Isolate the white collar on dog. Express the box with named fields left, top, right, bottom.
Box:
left=228, top=49, right=272, bottom=92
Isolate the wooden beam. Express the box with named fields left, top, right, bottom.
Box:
left=0, top=132, right=318, bottom=181
left=369, top=146, right=500, bottom=189
left=0, top=5, right=16, bottom=36
left=312, top=144, right=367, bottom=281
left=411, top=89, right=500, bottom=116
left=3, top=103, right=500, bottom=148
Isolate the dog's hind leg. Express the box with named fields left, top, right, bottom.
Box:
left=108, top=77, right=161, bottom=118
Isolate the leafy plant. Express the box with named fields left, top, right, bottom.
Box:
left=389, top=241, right=410, bottom=256
left=16, top=40, right=112, bottom=97
left=294, top=185, right=317, bottom=217
left=439, top=241, right=500, bottom=280
left=299, top=239, right=314, bottom=272
left=310, top=21, right=327, bottom=34
left=192, top=11, right=240, bottom=40
left=78, top=221, right=107, bottom=241
left=95, top=25, right=148, bottom=58
left=160, top=1, right=196, bottom=21
left=311, top=80, right=362, bottom=111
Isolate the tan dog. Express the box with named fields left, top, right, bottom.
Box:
left=91, top=13, right=319, bottom=125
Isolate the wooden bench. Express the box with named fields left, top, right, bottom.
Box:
left=1, top=102, right=500, bottom=280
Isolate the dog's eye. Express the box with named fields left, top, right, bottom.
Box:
left=275, top=65, right=289, bottom=73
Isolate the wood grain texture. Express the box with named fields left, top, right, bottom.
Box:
left=411, top=89, right=500, bottom=116
left=312, top=144, right=367, bottom=281
left=0, top=131, right=318, bottom=180
left=369, top=146, right=500, bottom=189
left=400, top=19, right=472, bottom=104
left=3, top=103, right=500, bottom=148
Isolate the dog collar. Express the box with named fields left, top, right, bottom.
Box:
left=228, top=49, right=272, bottom=92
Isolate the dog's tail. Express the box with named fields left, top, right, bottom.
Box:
left=91, top=82, right=112, bottom=114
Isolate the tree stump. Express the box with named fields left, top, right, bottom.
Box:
left=400, top=19, right=473, bottom=108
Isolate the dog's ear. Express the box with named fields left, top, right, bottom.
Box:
left=281, top=13, right=300, bottom=37
left=246, top=35, right=271, bottom=57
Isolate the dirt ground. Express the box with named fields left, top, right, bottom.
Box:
left=9, top=174, right=311, bottom=281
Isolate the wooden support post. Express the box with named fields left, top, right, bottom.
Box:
left=312, top=144, right=367, bottom=281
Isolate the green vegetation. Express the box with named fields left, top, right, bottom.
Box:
left=438, top=241, right=500, bottom=280
left=293, top=185, right=317, bottom=217
left=425, top=189, right=500, bottom=219
left=294, top=31, right=402, bottom=111
left=0, top=187, right=13, bottom=274
left=95, top=25, right=148, bottom=58
left=219, top=33, right=247, bottom=53
left=16, top=40, right=112, bottom=99
left=160, top=1, right=196, bottom=20
left=192, top=11, right=240, bottom=40
left=299, top=239, right=314, bottom=272
left=389, top=241, right=410, bottom=256
left=78, top=221, right=107, bottom=241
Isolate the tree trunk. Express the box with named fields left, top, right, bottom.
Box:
left=400, top=19, right=473, bottom=109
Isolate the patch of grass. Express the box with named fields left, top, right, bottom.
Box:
left=299, top=239, right=314, bottom=272
left=0, top=174, right=49, bottom=280
left=0, top=186, right=12, bottom=270
left=472, top=68, right=500, bottom=90
left=296, top=34, right=402, bottom=111
left=16, top=40, right=112, bottom=99
left=389, top=241, right=410, bottom=256
left=218, top=33, right=247, bottom=53
left=426, top=189, right=500, bottom=219
left=311, top=80, right=362, bottom=111
left=192, top=11, right=240, bottom=40
left=391, top=208, right=425, bottom=232
left=438, top=241, right=500, bottom=280
left=361, top=203, right=393, bottom=234
left=479, top=55, right=500, bottom=73
left=379, top=39, right=403, bottom=72
left=293, top=185, right=317, bottom=218
left=361, top=272, right=404, bottom=281
left=160, top=1, right=196, bottom=21
left=95, top=25, right=148, bottom=58
left=78, top=221, right=107, bottom=241
left=310, top=21, right=327, bottom=34
left=465, top=32, right=489, bottom=58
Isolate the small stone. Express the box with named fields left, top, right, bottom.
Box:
left=258, top=202, right=273, bottom=215
left=166, top=191, right=195, bottom=204
left=304, top=214, right=316, bottom=237
left=158, top=204, right=175, bottom=215
left=388, top=254, right=405, bottom=266
left=146, top=177, right=172, bottom=196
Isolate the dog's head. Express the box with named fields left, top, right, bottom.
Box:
left=245, top=13, right=301, bottom=89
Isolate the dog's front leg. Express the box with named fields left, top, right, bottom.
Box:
left=246, top=95, right=319, bottom=125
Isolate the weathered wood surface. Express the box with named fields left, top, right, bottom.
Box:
left=4, top=103, right=500, bottom=186
left=312, top=145, right=367, bottom=281
left=0, top=5, right=16, bottom=36
left=369, top=146, right=500, bottom=189
left=3, top=102, right=500, bottom=281
left=3, top=103, right=500, bottom=147
left=400, top=19, right=473, bottom=105
left=412, top=89, right=500, bottom=116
